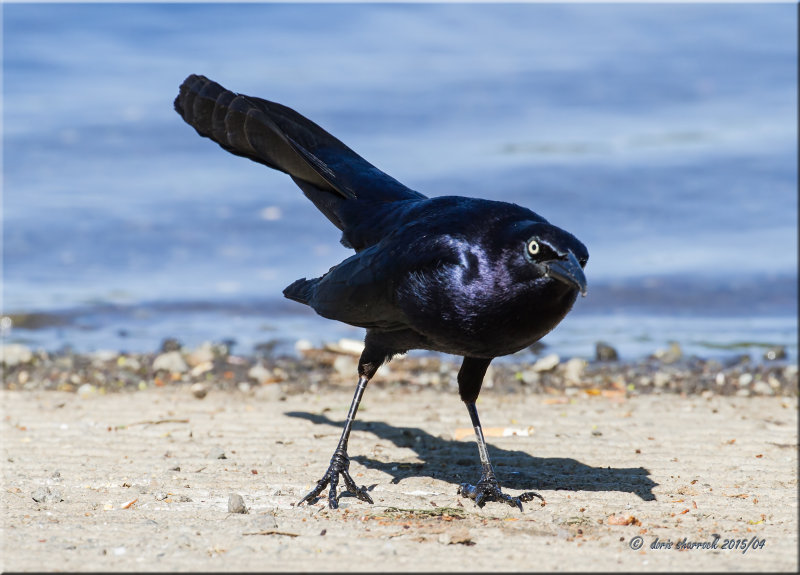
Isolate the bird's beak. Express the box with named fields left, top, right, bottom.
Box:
left=545, top=251, right=587, bottom=297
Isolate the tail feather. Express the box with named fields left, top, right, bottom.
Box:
left=283, top=277, right=318, bottom=305
left=175, top=75, right=332, bottom=191
left=175, top=75, right=426, bottom=212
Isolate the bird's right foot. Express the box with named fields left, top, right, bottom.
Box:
left=298, top=449, right=373, bottom=509
left=458, top=477, right=544, bottom=511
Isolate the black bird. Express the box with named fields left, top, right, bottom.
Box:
left=174, top=74, right=588, bottom=510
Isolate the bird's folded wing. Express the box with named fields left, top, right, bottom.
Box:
left=175, top=74, right=424, bottom=203
left=300, top=237, right=456, bottom=330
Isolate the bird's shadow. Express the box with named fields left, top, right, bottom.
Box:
left=286, top=411, right=657, bottom=502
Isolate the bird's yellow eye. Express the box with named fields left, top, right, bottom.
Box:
left=527, top=239, right=540, bottom=257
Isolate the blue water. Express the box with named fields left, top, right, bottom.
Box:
left=2, top=3, right=797, bottom=362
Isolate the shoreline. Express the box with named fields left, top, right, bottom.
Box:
left=2, top=338, right=797, bottom=398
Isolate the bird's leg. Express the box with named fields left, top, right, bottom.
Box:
left=457, top=401, right=544, bottom=510
left=455, top=356, right=543, bottom=510
left=298, top=375, right=374, bottom=509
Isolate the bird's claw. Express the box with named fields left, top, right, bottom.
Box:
left=298, top=449, right=373, bottom=509
left=458, top=478, right=543, bottom=511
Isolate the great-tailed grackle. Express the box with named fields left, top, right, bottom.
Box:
left=175, top=74, right=588, bottom=510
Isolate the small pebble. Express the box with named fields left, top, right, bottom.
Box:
left=324, top=338, right=365, bottom=356
left=532, top=353, right=560, bottom=372
left=77, top=383, right=97, bottom=398
left=255, top=384, right=283, bottom=402
left=254, top=340, right=279, bottom=358
left=595, top=342, right=619, bottom=362
left=562, top=357, right=586, bottom=383
left=209, top=448, right=227, bottom=460
left=187, top=342, right=215, bottom=367
left=189, top=362, right=214, bottom=377
left=654, top=342, right=682, bottom=364
left=228, top=493, right=248, bottom=514
left=294, top=339, right=313, bottom=353
left=653, top=372, right=671, bottom=388
left=90, top=349, right=119, bottom=363
left=1, top=344, right=33, bottom=366
left=32, top=486, right=63, bottom=504
left=333, top=355, right=357, bottom=377
left=247, top=363, right=273, bottom=384
left=190, top=382, right=209, bottom=399
left=152, top=351, right=188, bottom=374
left=752, top=380, right=773, bottom=395
left=764, top=346, right=787, bottom=361
left=160, top=338, right=182, bottom=352
left=118, top=356, right=141, bottom=371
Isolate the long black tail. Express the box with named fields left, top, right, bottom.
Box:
left=175, top=75, right=425, bottom=234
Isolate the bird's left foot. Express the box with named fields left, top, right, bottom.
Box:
left=458, top=477, right=544, bottom=510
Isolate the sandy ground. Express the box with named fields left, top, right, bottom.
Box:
left=1, top=384, right=797, bottom=572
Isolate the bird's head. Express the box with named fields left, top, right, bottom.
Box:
left=507, top=221, right=588, bottom=297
